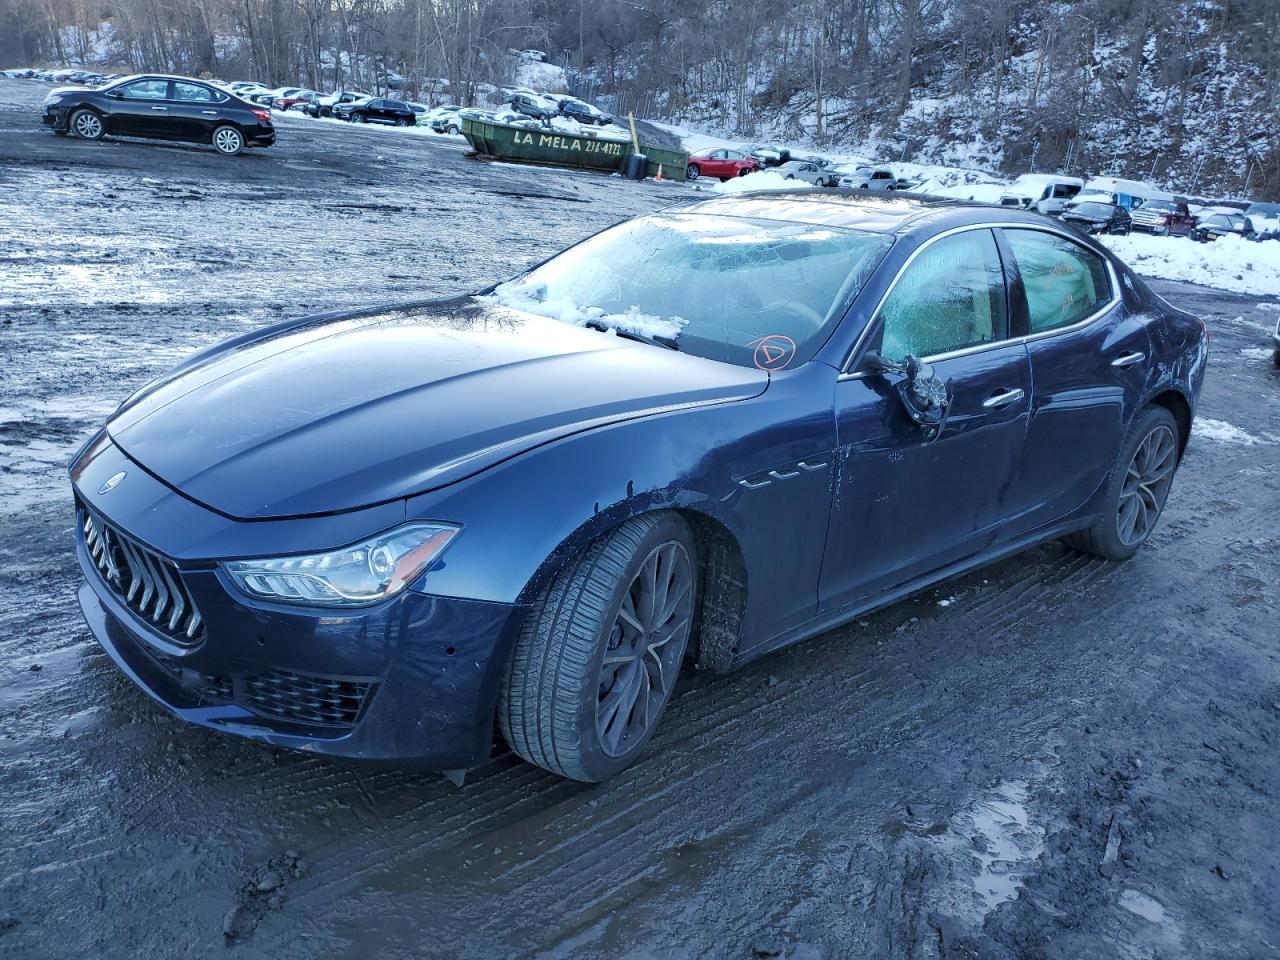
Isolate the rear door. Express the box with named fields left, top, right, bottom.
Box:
left=996, top=227, right=1151, bottom=535
left=820, top=227, right=1032, bottom=611
left=167, top=80, right=224, bottom=140
left=108, top=78, right=172, bottom=137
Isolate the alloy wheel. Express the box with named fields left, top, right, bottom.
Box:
left=1117, top=424, right=1177, bottom=546
left=213, top=127, right=242, bottom=154
left=595, top=541, right=694, bottom=758
left=74, top=112, right=102, bottom=139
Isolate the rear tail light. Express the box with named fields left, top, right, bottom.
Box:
left=252, top=108, right=271, bottom=124
left=1198, top=317, right=1209, bottom=344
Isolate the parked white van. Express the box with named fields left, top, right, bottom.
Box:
left=1064, top=177, right=1175, bottom=212
left=998, top=174, right=1084, bottom=215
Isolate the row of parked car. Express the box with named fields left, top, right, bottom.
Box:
left=684, top=144, right=916, bottom=193
left=994, top=174, right=1280, bottom=242
left=689, top=145, right=1280, bottom=243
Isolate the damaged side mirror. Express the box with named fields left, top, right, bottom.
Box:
left=862, top=351, right=953, bottom=428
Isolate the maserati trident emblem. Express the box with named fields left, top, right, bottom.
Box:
left=98, top=471, right=127, bottom=495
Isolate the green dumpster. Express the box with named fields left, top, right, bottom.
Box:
left=461, top=117, right=688, bottom=182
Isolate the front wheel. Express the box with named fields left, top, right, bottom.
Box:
left=686, top=162, right=700, bottom=181
left=70, top=108, right=104, bottom=140
left=498, top=513, right=698, bottom=782
left=211, top=125, right=244, bottom=156
left=446, top=123, right=459, bottom=135
left=1064, top=406, right=1179, bottom=560
left=353, top=113, right=366, bottom=123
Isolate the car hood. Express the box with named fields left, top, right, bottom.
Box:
left=105, top=298, right=769, bottom=520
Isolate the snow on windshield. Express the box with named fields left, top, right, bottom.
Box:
left=481, top=213, right=891, bottom=368
left=486, top=278, right=687, bottom=340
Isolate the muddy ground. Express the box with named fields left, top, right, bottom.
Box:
left=1, top=77, right=1278, bottom=960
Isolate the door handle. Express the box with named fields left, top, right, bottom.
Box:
left=982, top=387, right=1025, bottom=409
left=201, top=110, right=217, bottom=115
left=1111, top=351, right=1145, bottom=368
left=150, top=105, right=168, bottom=111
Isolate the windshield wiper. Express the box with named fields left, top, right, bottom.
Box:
left=584, top=319, right=679, bottom=351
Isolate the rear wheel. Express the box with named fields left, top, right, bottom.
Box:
left=499, top=513, right=698, bottom=782
left=686, top=162, right=700, bottom=181
left=1065, top=406, right=1179, bottom=560
left=211, top=125, right=244, bottom=156
left=395, top=118, right=408, bottom=126
left=70, top=108, right=103, bottom=140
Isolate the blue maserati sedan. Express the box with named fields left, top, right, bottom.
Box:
left=70, top=193, right=1207, bottom=782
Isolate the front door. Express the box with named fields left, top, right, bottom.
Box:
left=820, top=228, right=1032, bottom=612
left=107, top=78, right=173, bottom=137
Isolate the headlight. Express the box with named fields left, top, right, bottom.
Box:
left=223, top=522, right=459, bottom=607
left=44, top=95, right=63, bottom=105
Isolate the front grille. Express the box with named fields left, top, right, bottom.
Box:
left=81, top=510, right=205, bottom=645
left=143, top=647, right=373, bottom=730
left=240, top=670, right=373, bottom=727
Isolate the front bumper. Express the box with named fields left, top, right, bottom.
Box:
left=77, top=542, right=526, bottom=767
left=70, top=436, right=525, bottom=769
left=42, top=105, right=67, bottom=130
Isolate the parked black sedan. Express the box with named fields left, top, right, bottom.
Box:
left=334, top=97, right=417, bottom=126
left=42, top=74, right=274, bottom=156
left=1060, top=200, right=1131, bottom=236
left=1189, top=213, right=1247, bottom=243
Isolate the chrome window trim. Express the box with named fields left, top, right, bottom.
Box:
left=837, top=221, right=1121, bottom=380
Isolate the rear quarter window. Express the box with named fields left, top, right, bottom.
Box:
left=1004, top=229, right=1113, bottom=334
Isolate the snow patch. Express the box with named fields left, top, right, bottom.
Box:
left=930, top=779, right=1045, bottom=921
left=484, top=280, right=686, bottom=341
left=710, top=171, right=815, bottom=195
left=1193, top=418, right=1272, bottom=446
left=1097, top=233, right=1280, bottom=297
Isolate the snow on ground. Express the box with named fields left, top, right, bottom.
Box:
left=512, top=57, right=568, bottom=94
left=1192, top=418, right=1275, bottom=446
left=711, top=171, right=814, bottom=195
left=1098, top=234, right=1280, bottom=298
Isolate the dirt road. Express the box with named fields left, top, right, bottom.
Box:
left=2, top=78, right=1278, bottom=960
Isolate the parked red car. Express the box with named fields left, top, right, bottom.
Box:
left=1129, top=199, right=1196, bottom=236
left=272, top=89, right=318, bottom=111
left=685, top=148, right=759, bottom=182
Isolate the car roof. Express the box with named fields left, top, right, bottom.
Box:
left=675, top=190, right=1060, bottom=236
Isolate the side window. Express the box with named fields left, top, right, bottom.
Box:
left=876, top=230, right=1008, bottom=361
left=1004, top=229, right=1113, bottom=334
left=120, top=79, right=170, bottom=100
left=173, top=82, right=214, bottom=102
left=1054, top=183, right=1079, bottom=198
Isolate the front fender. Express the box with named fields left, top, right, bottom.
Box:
left=405, top=363, right=840, bottom=653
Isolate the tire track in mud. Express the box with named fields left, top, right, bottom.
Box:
left=252, top=548, right=1133, bottom=954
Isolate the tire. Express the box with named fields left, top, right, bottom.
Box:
left=1064, top=406, right=1179, bottom=561
left=395, top=118, right=408, bottom=127
left=446, top=123, right=459, bottom=135
left=70, top=108, right=104, bottom=140
left=686, top=162, right=700, bottom=181
left=353, top=113, right=366, bottom=123
left=499, top=513, right=698, bottom=782
left=211, top=125, right=244, bottom=156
